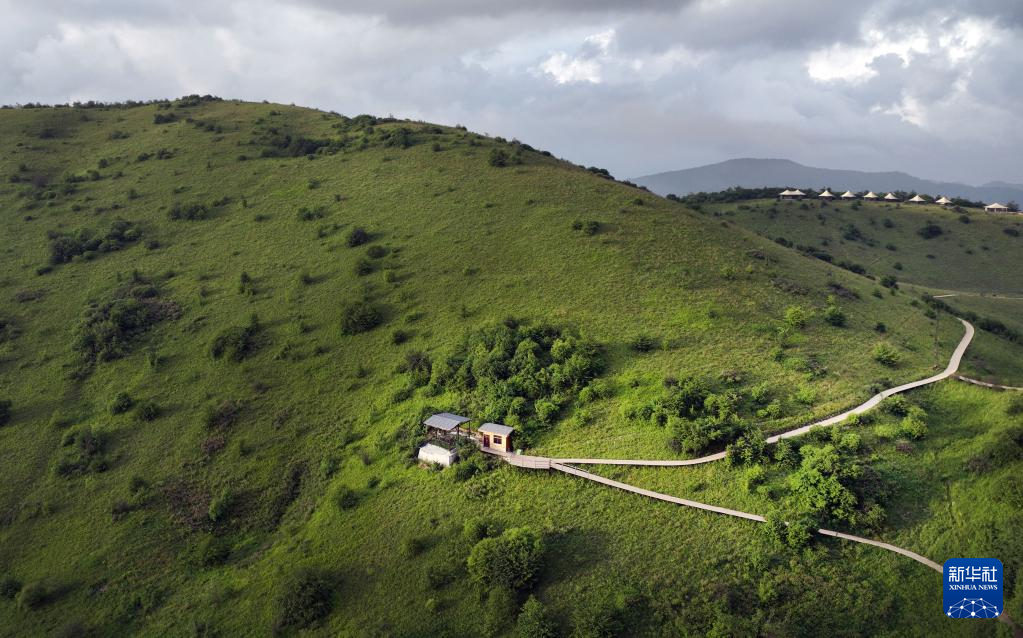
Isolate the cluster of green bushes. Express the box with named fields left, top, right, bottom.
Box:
left=72, top=276, right=180, bottom=372
left=429, top=320, right=605, bottom=443
left=209, top=314, right=261, bottom=362
left=167, top=201, right=209, bottom=220
left=260, top=133, right=343, bottom=158
left=54, top=426, right=109, bottom=477
left=47, top=219, right=142, bottom=264
left=340, top=300, right=383, bottom=335
left=922, top=294, right=1023, bottom=345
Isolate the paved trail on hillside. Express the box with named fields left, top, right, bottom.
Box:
left=482, top=319, right=1018, bottom=630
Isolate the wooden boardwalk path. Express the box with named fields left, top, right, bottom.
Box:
left=957, top=375, right=1023, bottom=391
left=483, top=319, right=1021, bottom=630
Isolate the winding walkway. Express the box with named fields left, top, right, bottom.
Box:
left=484, top=319, right=1021, bottom=629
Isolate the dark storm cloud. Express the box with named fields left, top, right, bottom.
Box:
left=0, top=0, right=1020, bottom=184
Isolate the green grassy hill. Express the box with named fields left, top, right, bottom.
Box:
left=709, top=197, right=1023, bottom=385
left=0, top=99, right=1019, bottom=636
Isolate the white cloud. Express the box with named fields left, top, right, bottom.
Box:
left=538, top=51, right=604, bottom=83
left=806, top=28, right=931, bottom=83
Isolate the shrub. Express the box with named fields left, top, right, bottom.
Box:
left=467, top=527, right=544, bottom=591
left=340, top=301, right=383, bottom=335
left=238, top=271, right=255, bottom=295
left=883, top=395, right=911, bottom=417
left=880, top=275, right=898, bottom=289
left=273, top=569, right=334, bottom=631
left=1008, top=395, right=1023, bottom=417
left=400, top=536, right=427, bottom=559
left=136, top=401, right=161, bottom=422
left=110, top=391, right=134, bottom=415
left=334, top=486, right=359, bottom=511
left=346, top=227, right=370, bottom=247
left=366, top=245, right=386, bottom=259
left=784, top=305, right=810, bottom=329
left=630, top=334, right=657, bottom=352
left=209, top=315, right=260, bottom=362
left=207, top=489, right=233, bottom=523
left=16, top=581, right=51, bottom=609
left=0, top=399, right=11, bottom=426
left=787, top=444, right=859, bottom=524
left=898, top=415, right=928, bottom=439
left=0, top=575, right=22, bottom=599
left=354, top=258, right=374, bottom=276
left=462, top=517, right=497, bottom=544
left=823, top=305, right=846, bottom=327
left=872, top=343, right=900, bottom=367
left=916, top=222, right=943, bottom=239
left=489, top=148, right=509, bottom=167
left=516, top=595, right=556, bottom=638
left=204, top=400, right=243, bottom=430
left=168, top=202, right=209, bottom=221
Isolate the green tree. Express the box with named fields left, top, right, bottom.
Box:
left=787, top=444, right=860, bottom=524
left=516, top=595, right=556, bottom=638
left=468, top=527, right=545, bottom=591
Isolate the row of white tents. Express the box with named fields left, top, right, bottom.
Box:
left=778, top=189, right=1012, bottom=212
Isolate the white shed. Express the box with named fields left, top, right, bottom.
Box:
left=985, top=203, right=1010, bottom=213
left=418, top=443, right=457, bottom=467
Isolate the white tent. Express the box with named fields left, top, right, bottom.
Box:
left=840, top=191, right=856, bottom=199
left=985, top=202, right=1010, bottom=213
left=819, top=189, right=836, bottom=199
left=779, top=189, right=806, bottom=200
left=863, top=191, right=879, bottom=200
left=907, top=195, right=926, bottom=203
left=884, top=192, right=900, bottom=201
left=935, top=196, right=952, bottom=206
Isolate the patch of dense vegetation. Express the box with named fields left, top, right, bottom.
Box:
left=47, top=219, right=142, bottom=265
left=429, top=320, right=604, bottom=445
left=71, top=274, right=180, bottom=375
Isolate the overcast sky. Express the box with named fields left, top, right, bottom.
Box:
left=2, top=0, right=1021, bottom=184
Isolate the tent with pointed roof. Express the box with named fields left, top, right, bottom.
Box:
left=936, top=196, right=952, bottom=206
left=985, top=202, right=1010, bottom=213
left=840, top=191, right=856, bottom=199
left=863, top=191, right=879, bottom=200
left=779, top=189, right=806, bottom=200
left=818, top=189, right=836, bottom=199
left=907, top=195, right=927, bottom=204
left=884, top=192, right=900, bottom=201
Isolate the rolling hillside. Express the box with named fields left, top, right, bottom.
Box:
left=0, top=99, right=1020, bottom=636
left=705, top=196, right=1023, bottom=385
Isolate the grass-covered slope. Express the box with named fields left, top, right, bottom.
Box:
left=0, top=99, right=1004, bottom=636
left=710, top=197, right=1023, bottom=385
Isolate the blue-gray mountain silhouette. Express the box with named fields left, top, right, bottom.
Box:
left=632, top=158, right=1023, bottom=204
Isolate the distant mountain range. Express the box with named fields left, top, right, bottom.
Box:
left=632, top=158, right=1023, bottom=204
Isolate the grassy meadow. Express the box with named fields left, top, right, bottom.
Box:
left=0, top=99, right=1019, bottom=636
